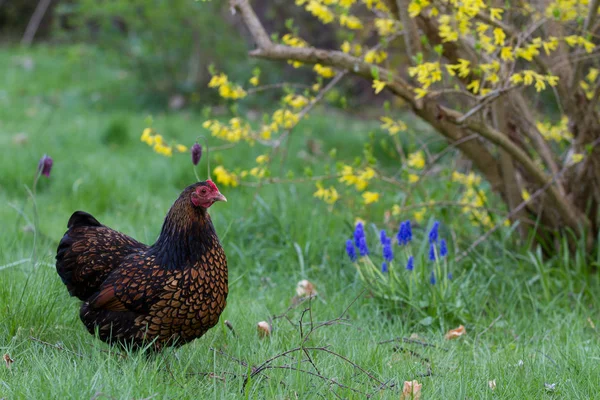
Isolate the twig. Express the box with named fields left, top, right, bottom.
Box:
left=456, top=86, right=518, bottom=124
left=21, top=0, right=53, bottom=46
left=262, top=365, right=366, bottom=397
left=209, top=347, right=248, bottom=367
left=29, top=336, right=83, bottom=358
left=476, top=314, right=503, bottom=342
left=378, top=337, right=448, bottom=351
left=246, top=82, right=311, bottom=94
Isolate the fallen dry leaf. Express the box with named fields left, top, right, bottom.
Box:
left=3, top=354, right=13, bottom=369
left=400, top=380, right=422, bottom=400
left=257, top=321, right=271, bottom=337
left=444, top=325, right=466, bottom=340
left=488, top=379, right=496, bottom=390
left=296, top=280, right=317, bottom=297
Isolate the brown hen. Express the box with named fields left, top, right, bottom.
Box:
left=56, top=180, right=228, bottom=350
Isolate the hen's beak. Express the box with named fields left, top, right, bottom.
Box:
left=213, top=192, right=227, bottom=203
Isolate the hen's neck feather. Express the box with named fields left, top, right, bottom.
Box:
left=149, top=196, right=218, bottom=270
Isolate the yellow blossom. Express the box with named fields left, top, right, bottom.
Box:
left=153, top=143, right=172, bottom=157
left=341, top=41, right=351, bottom=53
left=213, top=165, right=239, bottom=187
left=408, top=174, right=420, bottom=183
left=175, top=144, right=188, bottom=153
left=500, top=47, right=514, bottom=61
left=339, top=14, right=363, bottom=30
left=493, top=28, right=506, bottom=45
left=372, top=80, right=386, bottom=94
left=522, top=189, right=530, bottom=201
left=249, top=76, right=259, bottom=86
left=314, top=64, right=335, bottom=78
left=571, top=153, right=584, bottom=164
left=380, top=117, right=407, bottom=135
left=490, top=8, right=503, bottom=21
left=375, top=18, right=396, bottom=36
left=362, top=191, right=380, bottom=204
left=314, top=182, right=339, bottom=204
left=256, top=154, right=269, bottom=164
left=407, top=151, right=425, bottom=169
left=391, top=204, right=401, bottom=216
left=413, top=208, right=426, bottom=223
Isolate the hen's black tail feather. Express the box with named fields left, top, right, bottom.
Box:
left=67, top=211, right=102, bottom=229
left=56, top=211, right=103, bottom=300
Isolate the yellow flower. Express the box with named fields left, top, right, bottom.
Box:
left=176, top=144, right=188, bottom=153
left=305, top=1, right=335, bottom=23
left=490, top=8, right=503, bottom=21
left=249, top=76, right=259, bottom=86
left=522, top=189, right=530, bottom=201
left=313, top=182, right=339, bottom=204
left=467, top=79, right=480, bottom=94
left=141, top=128, right=154, bottom=145
left=339, top=14, right=363, bottom=30
left=213, top=165, right=239, bottom=187
left=284, top=94, right=310, bottom=109
left=408, top=173, right=420, bottom=183
left=372, top=80, right=386, bottom=94
left=374, top=18, right=396, bottom=36
left=413, top=208, right=426, bottom=223
left=314, top=64, right=335, bottom=78
left=153, top=143, right=172, bottom=157
left=256, top=154, right=269, bottom=164
left=571, top=153, right=584, bottom=164
left=362, top=191, right=380, bottom=204
left=341, top=41, right=351, bottom=53
left=391, top=204, right=401, bottom=216
left=380, top=117, right=407, bottom=135
left=499, top=47, right=514, bottom=61
left=208, top=73, right=228, bottom=88
left=414, top=88, right=428, bottom=99
left=407, top=151, right=425, bottom=169
left=493, top=28, right=506, bottom=45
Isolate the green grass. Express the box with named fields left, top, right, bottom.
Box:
left=1, top=44, right=600, bottom=399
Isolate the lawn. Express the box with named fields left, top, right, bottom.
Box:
left=1, top=45, right=600, bottom=399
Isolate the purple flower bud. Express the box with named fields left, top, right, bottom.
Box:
left=381, top=262, right=388, bottom=273
left=38, top=154, right=53, bottom=177
left=191, top=143, right=202, bottom=166
left=430, top=272, right=436, bottom=285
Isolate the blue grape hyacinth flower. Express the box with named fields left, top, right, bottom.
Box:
left=440, top=239, right=448, bottom=257
left=383, top=242, right=393, bottom=262
left=354, top=222, right=365, bottom=247
left=428, top=221, right=440, bottom=243
left=381, top=262, right=388, bottom=273
left=430, top=272, right=436, bottom=285
left=397, top=220, right=413, bottom=245
left=406, top=256, right=414, bottom=271
left=428, top=243, right=436, bottom=261
left=358, top=236, right=369, bottom=256
left=345, top=239, right=357, bottom=262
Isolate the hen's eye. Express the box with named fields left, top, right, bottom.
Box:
left=201, top=188, right=207, bottom=194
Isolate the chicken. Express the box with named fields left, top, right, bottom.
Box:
left=55, top=180, right=228, bottom=350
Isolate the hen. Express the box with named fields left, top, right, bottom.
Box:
left=56, top=180, right=228, bottom=350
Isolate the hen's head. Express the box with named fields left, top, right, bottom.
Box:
left=189, top=180, right=227, bottom=209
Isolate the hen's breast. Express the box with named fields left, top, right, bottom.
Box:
left=136, top=243, right=228, bottom=346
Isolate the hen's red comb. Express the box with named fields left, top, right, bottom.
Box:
left=206, top=179, right=219, bottom=192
